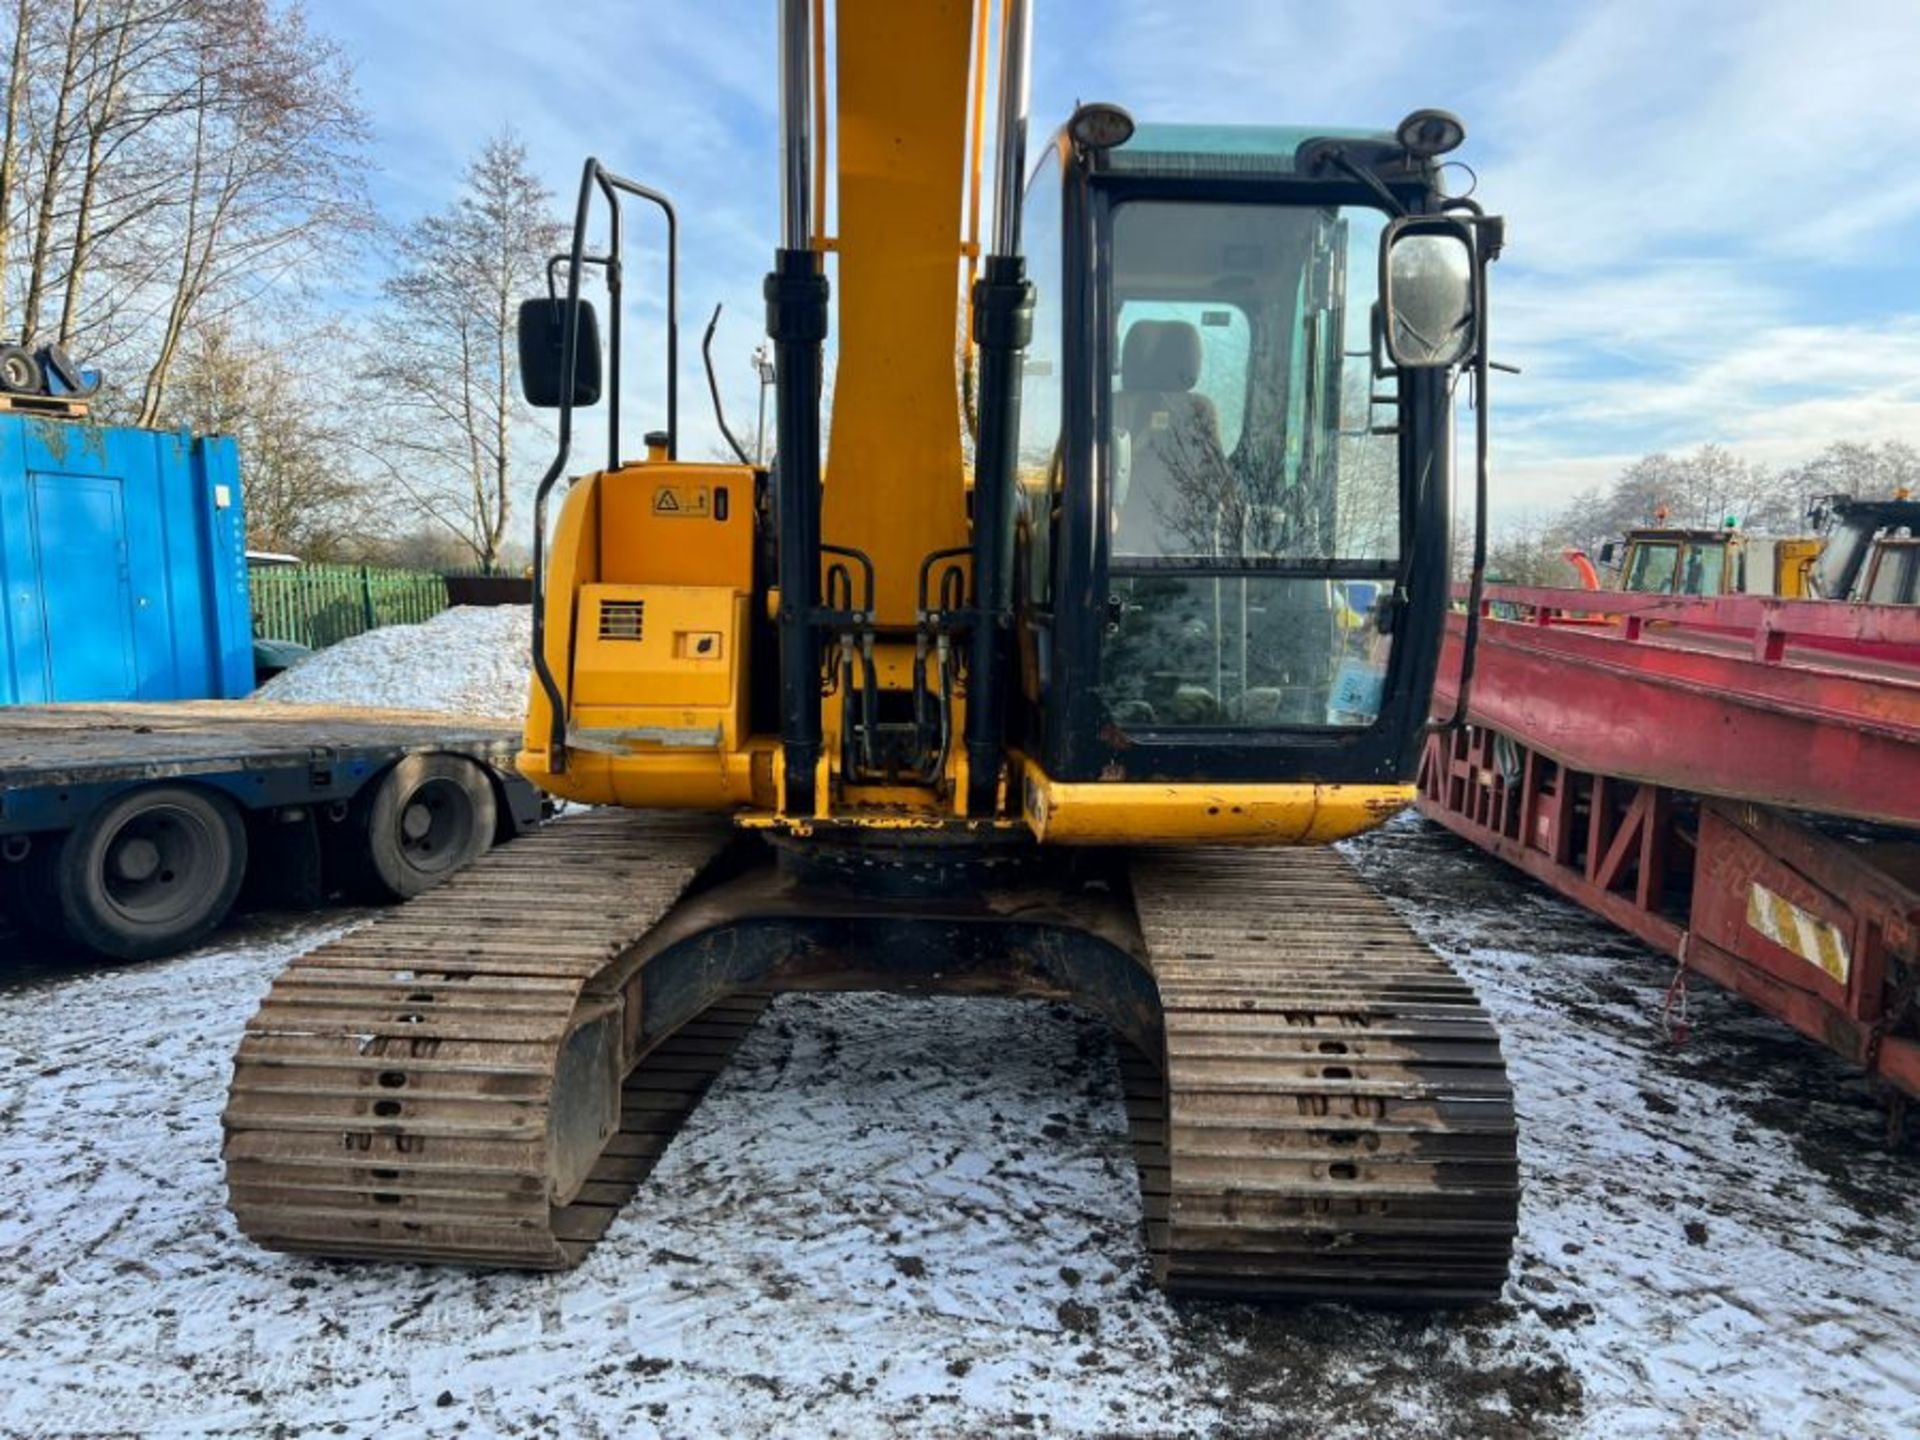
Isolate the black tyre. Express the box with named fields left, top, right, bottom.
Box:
left=0, top=343, right=44, bottom=394
left=359, top=754, right=496, bottom=900
left=54, top=786, right=247, bottom=961
left=37, top=341, right=98, bottom=396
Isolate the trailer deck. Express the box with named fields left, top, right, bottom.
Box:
left=1420, top=586, right=1920, bottom=1107
left=0, top=702, right=525, bottom=820
left=1, top=702, right=540, bottom=960
left=1433, top=587, right=1920, bottom=830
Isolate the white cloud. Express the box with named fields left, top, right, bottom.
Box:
left=321, top=0, right=1920, bottom=516
left=1480, top=0, right=1920, bottom=271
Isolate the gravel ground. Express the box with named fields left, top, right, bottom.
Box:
left=1, top=817, right=1915, bottom=1438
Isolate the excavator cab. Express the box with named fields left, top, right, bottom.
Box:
left=1610, top=526, right=1824, bottom=598
left=1615, top=529, right=1735, bottom=596
left=1018, top=127, right=1468, bottom=802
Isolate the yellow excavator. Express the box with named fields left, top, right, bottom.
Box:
left=225, top=0, right=1518, bottom=1303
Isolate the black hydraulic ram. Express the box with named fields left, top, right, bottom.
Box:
left=965, top=257, right=1034, bottom=817
left=962, top=0, right=1035, bottom=818
left=769, top=0, right=828, bottom=815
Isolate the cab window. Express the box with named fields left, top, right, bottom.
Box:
left=1625, top=542, right=1679, bottom=593
left=1098, top=198, right=1398, bottom=730
left=1680, top=543, right=1725, bottom=596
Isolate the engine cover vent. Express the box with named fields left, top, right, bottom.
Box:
left=598, top=599, right=645, bottom=641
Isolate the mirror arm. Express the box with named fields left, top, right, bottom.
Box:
left=1439, top=251, right=1492, bottom=731
left=1325, top=148, right=1408, bottom=217
left=545, top=250, right=611, bottom=303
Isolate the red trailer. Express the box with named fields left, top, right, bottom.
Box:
left=1418, top=586, right=1920, bottom=1112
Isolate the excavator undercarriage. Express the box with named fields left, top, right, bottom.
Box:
left=225, top=811, right=1517, bottom=1301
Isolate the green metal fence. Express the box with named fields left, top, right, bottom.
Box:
left=249, top=564, right=450, bottom=649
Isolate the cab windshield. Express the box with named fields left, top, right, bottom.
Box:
left=1099, top=198, right=1399, bottom=730
left=1624, top=539, right=1725, bottom=595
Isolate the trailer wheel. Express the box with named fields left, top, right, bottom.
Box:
left=360, top=755, right=496, bottom=900
left=55, top=786, right=248, bottom=961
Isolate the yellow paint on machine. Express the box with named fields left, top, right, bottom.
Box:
left=520, top=458, right=763, bottom=810
left=1021, top=764, right=1415, bottom=845
left=1745, top=882, right=1851, bottom=985
left=520, top=744, right=768, bottom=811
left=821, top=0, right=975, bottom=626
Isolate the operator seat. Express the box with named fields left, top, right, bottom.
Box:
left=1112, top=320, right=1228, bottom=556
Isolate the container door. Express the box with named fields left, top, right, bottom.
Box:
left=29, top=470, right=138, bottom=699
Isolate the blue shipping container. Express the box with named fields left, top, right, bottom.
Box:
left=0, top=415, right=252, bottom=703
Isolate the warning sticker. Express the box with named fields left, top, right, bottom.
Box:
left=1746, top=882, right=1851, bottom=985
left=652, top=485, right=709, bottom=518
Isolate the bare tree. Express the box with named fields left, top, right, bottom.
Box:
left=1528, top=440, right=1920, bottom=588
left=0, top=0, right=368, bottom=416
left=1554, top=445, right=1802, bottom=557
left=133, top=1, right=370, bottom=422
left=1780, top=440, right=1920, bottom=509
left=1142, top=379, right=1398, bottom=561
left=170, top=317, right=368, bottom=558
left=0, top=0, right=30, bottom=308
left=358, top=132, right=563, bottom=574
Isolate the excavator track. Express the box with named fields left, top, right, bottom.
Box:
left=223, top=811, right=752, bottom=1268
left=226, top=812, right=1517, bottom=1303
left=1123, top=847, right=1519, bottom=1304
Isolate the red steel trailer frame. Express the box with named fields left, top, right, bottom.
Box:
left=1418, top=586, right=1920, bottom=1107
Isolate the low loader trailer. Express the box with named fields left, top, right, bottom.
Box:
left=0, top=702, right=542, bottom=961
left=1419, top=585, right=1920, bottom=1115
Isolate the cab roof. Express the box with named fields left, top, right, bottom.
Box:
left=1094, top=123, right=1401, bottom=180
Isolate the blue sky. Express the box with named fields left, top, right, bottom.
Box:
left=324, top=0, right=1920, bottom=521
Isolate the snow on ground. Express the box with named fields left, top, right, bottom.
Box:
left=1, top=816, right=1915, bottom=1438
left=1346, top=820, right=1920, bottom=1439
left=253, top=606, right=531, bottom=719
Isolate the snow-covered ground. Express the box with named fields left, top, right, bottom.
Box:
left=253, top=606, right=531, bottom=719
left=2, top=817, right=1915, bottom=1439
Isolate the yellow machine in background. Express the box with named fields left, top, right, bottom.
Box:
left=1605, top=524, right=1821, bottom=598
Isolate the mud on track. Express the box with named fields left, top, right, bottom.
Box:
left=0, top=816, right=1915, bottom=1437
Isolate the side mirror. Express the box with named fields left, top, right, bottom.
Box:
left=1378, top=216, right=1478, bottom=369
left=517, top=296, right=602, bottom=407
left=1598, top=541, right=1618, bottom=566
